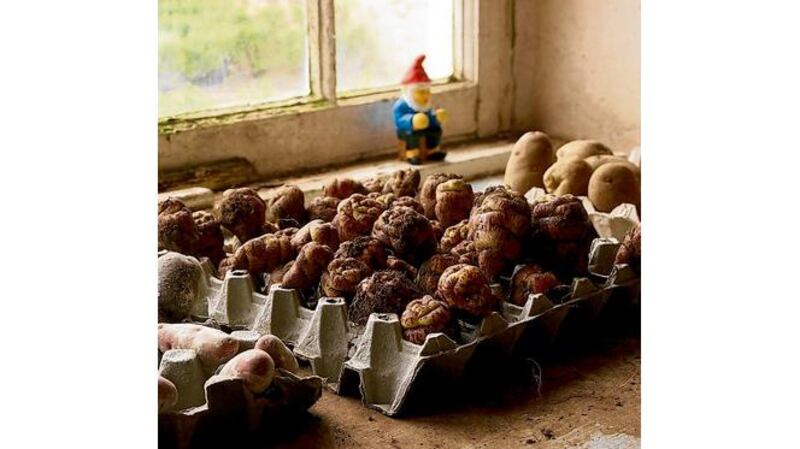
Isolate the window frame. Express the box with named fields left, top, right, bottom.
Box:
left=159, top=0, right=514, bottom=182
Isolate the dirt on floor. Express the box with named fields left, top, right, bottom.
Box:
left=260, top=321, right=641, bottom=449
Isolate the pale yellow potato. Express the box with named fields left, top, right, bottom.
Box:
left=588, top=162, right=641, bottom=212
left=556, top=140, right=613, bottom=160
left=503, top=131, right=556, bottom=193
left=543, top=158, right=594, bottom=196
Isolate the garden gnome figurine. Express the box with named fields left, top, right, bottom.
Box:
left=393, top=55, right=448, bottom=165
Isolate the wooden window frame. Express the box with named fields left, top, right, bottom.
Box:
left=158, top=0, right=514, bottom=182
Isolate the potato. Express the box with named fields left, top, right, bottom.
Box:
left=254, top=334, right=300, bottom=374
left=584, top=154, right=630, bottom=172
left=543, top=158, right=594, bottom=196
left=588, top=162, right=641, bottom=212
left=503, top=131, right=556, bottom=193
left=158, top=323, right=239, bottom=370
left=556, top=140, right=613, bottom=160
left=218, top=349, right=275, bottom=394
left=158, top=252, right=204, bottom=323
left=158, top=376, right=178, bottom=412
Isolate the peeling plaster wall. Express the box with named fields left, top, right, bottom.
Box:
left=512, top=0, right=640, bottom=153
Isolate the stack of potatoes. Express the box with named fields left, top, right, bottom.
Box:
left=503, top=131, right=640, bottom=212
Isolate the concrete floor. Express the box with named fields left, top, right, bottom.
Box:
left=260, top=325, right=640, bottom=449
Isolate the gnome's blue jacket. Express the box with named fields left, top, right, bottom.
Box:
left=393, top=97, right=441, bottom=133
left=393, top=97, right=442, bottom=151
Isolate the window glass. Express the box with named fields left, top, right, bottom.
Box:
left=335, top=0, right=454, bottom=93
left=159, top=0, right=309, bottom=117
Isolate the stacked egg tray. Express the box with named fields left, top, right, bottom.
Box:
left=165, top=234, right=639, bottom=418
left=158, top=327, right=325, bottom=449
left=158, top=369, right=323, bottom=449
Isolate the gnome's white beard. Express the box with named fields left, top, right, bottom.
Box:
left=402, top=85, right=432, bottom=112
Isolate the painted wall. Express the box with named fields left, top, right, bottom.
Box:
left=512, top=0, right=641, bottom=153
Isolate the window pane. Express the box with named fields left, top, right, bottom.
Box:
left=159, top=0, right=309, bottom=117
left=335, top=0, right=454, bottom=93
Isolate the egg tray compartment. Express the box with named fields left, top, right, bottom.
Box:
left=157, top=334, right=324, bottom=449
left=587, top=237, right=641, bottom=319
left=170, top=235, right=638, bottom=417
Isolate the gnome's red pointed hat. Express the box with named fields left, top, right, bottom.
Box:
left=401, top=54, right=431, bottom=85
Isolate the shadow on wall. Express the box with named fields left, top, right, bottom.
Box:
left=513, top=0, right=640, bottom=153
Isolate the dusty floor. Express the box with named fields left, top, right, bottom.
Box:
left=263, top=320, right=641, bottom=449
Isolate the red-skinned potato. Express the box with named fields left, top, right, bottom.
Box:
left=371, top=206, right=437, bottom=265
left=254, top=334, right=300, bottom=373
left=509, top=264, right=561, bottom=306
left=440, top=219, right=471, bottom=253
left=386, top=255, right=418, bottom=280
left=216, top=188, right=268, bottom=243
left=333, top=236, right=388, bottom=270
left=416, top=253, right=459, bottom=295
left=435, top=179, right=474, bottom=228
left=218, top=233, right=295, bottom=278
left=158, top=376, right=179, bottom=412
left=290, top=219, right=340, bottom=251
left=323, top=178, right=367, bottom=199
left=436, top=264, right=497, bottom=317
left=158, top=323, right=240, bottom=370
left=158, top=198, right=197, bottom=254
left=419, top=173, right=461, bottom=219
left=362, top=177, right=385, bottom=193
left=217, top=348, right=275, bottom=394
left=468, top=187, right=531, bottom=280
left=265, top=185, right=307, bottom=226
left=400, top=295, right=453, bottom=344
left=192, top=210, right=226, bottom=266
left=281, top=242, right=334, bottom=290
left=615, top=224, right=641, bottom=274
left=332, top=194, right=386, bottom=242
left=349, top=270, right=421, bottom=325
left=306, top=196, right=340, bottom=223
left=320, top=257, right=372, bottom=299
left=382, top=168, right=420, bottom=197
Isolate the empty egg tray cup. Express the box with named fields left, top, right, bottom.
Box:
left=161, top=237, right=638, bottom=417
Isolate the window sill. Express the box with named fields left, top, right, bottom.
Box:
left=158, top=136, right=515, bottom=211
left=158, top=95, right=331, bottom=135
left=158, top=81, right=474, bottom=136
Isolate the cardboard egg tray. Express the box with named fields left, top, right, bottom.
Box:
left=165, top=229, right=640, bottom=417
left=157, top=325, right=325, bottom=449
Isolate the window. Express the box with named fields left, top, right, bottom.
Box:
left=335, top=0, right=454, bottom=93
left=159, top=0, right=309, bottom=117
left=159, top=0, right=458, bottom=119
left=158, top=0, right=505, bottom=183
